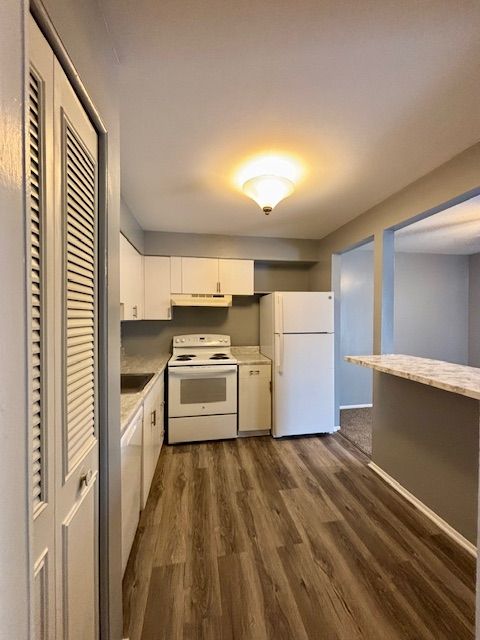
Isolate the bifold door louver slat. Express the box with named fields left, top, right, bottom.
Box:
left=63, top=118, right=97, bottom=475
left=29, top=68, right=45, bottom=513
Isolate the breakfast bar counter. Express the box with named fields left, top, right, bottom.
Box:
left=346, top=354, right=480, bottom=548
left=345, top=354, right=480, bottom=400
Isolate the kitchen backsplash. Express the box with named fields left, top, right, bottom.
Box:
left=121, top=295, right=261, bottom=356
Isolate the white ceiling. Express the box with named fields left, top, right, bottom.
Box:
left=395, top=195, right=480, bottom=254
left=100, top=0, right=480, bottom=239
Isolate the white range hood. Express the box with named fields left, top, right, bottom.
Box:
left=171, top=294, right=232, bottom=307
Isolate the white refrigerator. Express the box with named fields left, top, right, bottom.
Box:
left=260, top=292, right=337, bottom=437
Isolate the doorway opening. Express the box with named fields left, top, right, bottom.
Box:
left=393, top=194, right=480, bottom=365
left=334, top=238, right=374, bottom=456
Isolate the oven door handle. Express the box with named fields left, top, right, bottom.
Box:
left=169, top=365, right=237, bottom=377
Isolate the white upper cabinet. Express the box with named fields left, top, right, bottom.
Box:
left=120, top=234, right=144, bottom=320
left=121, top=249, right=254, bottom=313
left=170, top=256, right=182, bottom=293
left=218, top=259, right=254, bottom=295
left=182, top=257, right=219, bottom=294
left=144, top=257, right=172, bottom=320
left=175, top=257, right=254, bottom=295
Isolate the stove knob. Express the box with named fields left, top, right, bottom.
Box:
left=181, top=338, right=185, bottom=343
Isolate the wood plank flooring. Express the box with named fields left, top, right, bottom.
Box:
left=123, top=434, right=476, bottom=640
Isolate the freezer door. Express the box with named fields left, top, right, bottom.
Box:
left=273, top=333, right=335, bottom=437
left=276, top=292, right=334, bottom=334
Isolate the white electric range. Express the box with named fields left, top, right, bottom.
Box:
left=167, top=334, right=238, bottom=444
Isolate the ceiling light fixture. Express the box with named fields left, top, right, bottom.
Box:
left=242, top=175, right=294, bottom=215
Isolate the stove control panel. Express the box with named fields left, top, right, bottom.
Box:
left=173, top=334, right=231, bottom=348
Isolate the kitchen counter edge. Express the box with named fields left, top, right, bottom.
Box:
left=120, top=355, right=169, bottom=435
left=345, top=354, right=480, bottom=401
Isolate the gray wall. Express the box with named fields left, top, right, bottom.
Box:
left=338, top=249, right=374, bottom=407
left=373, top=372, right=479, bottom=544
left=312, top=143, right=480, bottom=355
left=254, top=262, right=314, bottom=293
left=144, top=230, right=320, bottom=262
left=32, top=1, right=123, bottom=636
left=122, top=297, right=261, bottom=356
left=394, top=253, right=469, bottom=364
left=121, top=198, right=145, bottom=253
left=469, top=253, right=480, bottom=367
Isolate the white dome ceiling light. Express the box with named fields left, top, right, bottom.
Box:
left=234, top=152, right=304, bottom=215
left=242, top=175, right=294, bottom=214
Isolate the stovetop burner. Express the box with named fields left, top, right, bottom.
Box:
left=210, top=354, right=229, bottom=360
left=175, top=354, right=196, bottom=361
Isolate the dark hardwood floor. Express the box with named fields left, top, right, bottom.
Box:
left=123, top=434, right=476, bottom=640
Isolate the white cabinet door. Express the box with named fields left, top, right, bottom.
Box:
left=121, top=408, right=143, bottom=574
left=152, top=376, right=165, bottom=458
left=120, top=234, right=144, bottom=320
left=144, top=257, right=172, bottom=320
left=182, top=257, right=219, bottom=294
left=219, top=259, right=254, bottom=295
left=170, top=256, right=182, bottom=293
left=142, top=388, right=156, bottom=509
left=141, top=375, right=165, bottom=508
left=239, top=364, right=272, bottom=432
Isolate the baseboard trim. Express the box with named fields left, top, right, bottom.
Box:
left=340, top=404, right=373, bottom=410
left=368, top=461, right=477, bottom=557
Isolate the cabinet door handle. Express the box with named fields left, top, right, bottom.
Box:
left=249, top=370, right=260, bottom=375
left=132, top=305, right=138, bottom=319
left=151, top=409, right=156, bottom=426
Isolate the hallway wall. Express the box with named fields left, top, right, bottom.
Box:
left=338, top=248, right=374, bottom=407
left=469, top=253, right=480, bottom=367
left=394, top=253, right=469, bottom=364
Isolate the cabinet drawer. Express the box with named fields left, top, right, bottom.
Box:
left=239, top=363, right=271, bottom=379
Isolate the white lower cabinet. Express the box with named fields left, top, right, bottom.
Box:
left=141, top=375, right=165, bottom=508
left=121, top=407, right=143, bottom=574
left=238, top=363, right=272, bottom=432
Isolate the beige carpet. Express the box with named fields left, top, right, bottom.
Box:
left=340, top=407, right=373, bottom=457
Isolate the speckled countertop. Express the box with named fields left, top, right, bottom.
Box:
left=120, top=353, right=169, bottom=434
left=231, top=346, right=271, bottom=365
left=345, top=354, right=480, bottom=401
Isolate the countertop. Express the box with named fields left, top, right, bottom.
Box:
left=120, top=353, right=169, bottom=434
left=231, top=346, right=271, bottom=365
left=345, top=354, right=480, bottom=401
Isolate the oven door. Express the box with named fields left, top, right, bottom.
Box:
left=168, top=365, right=237, bottom=417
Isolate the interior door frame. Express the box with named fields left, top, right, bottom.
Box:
left=331, top=235, right=374, bottom=426
left=28, top=2, right=121, bottom=638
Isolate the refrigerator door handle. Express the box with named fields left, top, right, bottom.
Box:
left=276, top=293, right=284, bottom=335
left=275, top=332, right=284, bottom=374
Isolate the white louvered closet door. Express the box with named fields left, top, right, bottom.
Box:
left=30, top=18, right=56, bottom=640
left=53, top=58, right=99, bottom=640
left=29, top=15, right=100, bottom=640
